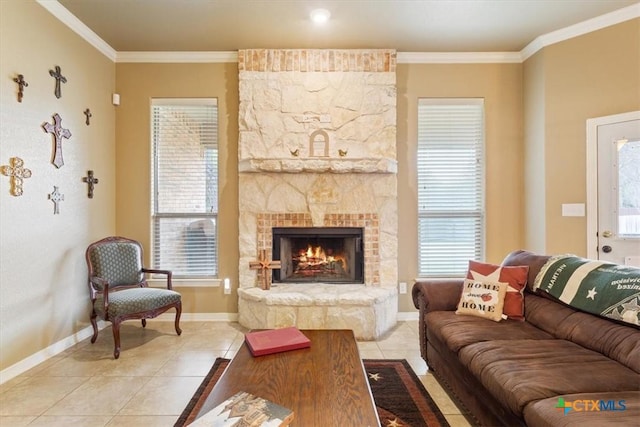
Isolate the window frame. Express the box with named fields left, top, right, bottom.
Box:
left=150, top=98, right=219, bottom=279
left=417, top=98, right=486, bottom=278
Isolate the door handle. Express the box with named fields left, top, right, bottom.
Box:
left=601, top=230, right=613, bottom=238
left=601, top=245, right=612, bottom=253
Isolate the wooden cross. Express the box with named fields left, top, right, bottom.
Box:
left=84, top=108, right=92, bottom=125
left=0, top=157, right=32, bottom=196
left=49, top=65, right=67, bottom=99
left=42, top=113, right=72, bottom=169
left=82, top=170, right=99, bottom=198
left=13, top=74, right=28, bottom=103
left=48, top=186, right=64, bottom=214
left=249, top=249, right=281, bottom=290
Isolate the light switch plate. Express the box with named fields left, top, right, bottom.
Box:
left=562, top=203, right=585, bottom=217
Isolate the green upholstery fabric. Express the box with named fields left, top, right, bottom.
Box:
left=95, top=288, right=181, bottom=319
left=89, top=242, right=143, bottom=289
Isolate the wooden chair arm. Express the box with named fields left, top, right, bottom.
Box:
left=142, top=268, right=173, bottom=290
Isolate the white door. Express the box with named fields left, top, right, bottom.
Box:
left=597, top=117, right=640, bottom=266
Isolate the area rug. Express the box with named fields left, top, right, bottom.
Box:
left=176, top=358, right=450, bottom=427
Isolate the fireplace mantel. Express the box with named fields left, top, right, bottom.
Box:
left=239, top=157, right=397, bottom=174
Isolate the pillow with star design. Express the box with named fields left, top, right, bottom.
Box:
left=466, top=260, right=529, bottom=321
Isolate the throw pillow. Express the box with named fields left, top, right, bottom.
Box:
left=456, top=279, right=508, bottom=322
left=467, top=260, right=529, bottom=321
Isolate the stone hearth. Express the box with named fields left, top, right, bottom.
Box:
left=237, top=49, right=398, bottom=339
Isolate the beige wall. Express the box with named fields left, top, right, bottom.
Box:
left=524, top=18, right=640, bottom=256
left=115, top=63, right=239, bottom=314
left=0, top=0, right=115, bottom=371
left=396, top=63, right=525, bottom=311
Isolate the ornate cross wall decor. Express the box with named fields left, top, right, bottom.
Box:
left=13, top=74, right=28, bottom=103
left=0, top=157, right=32, bottom=196
left=249, top=249, right=281, bottom=290
left=49, top=65, right=67, bottom=99
left=42, top=113, right=72, bottom=168
left=84, top=108, right=92, bottom=125
left=48, top=186, right=64, bottom=214
left=82, top=170, right=99, bottom=198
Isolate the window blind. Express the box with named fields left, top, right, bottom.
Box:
left=151, top=99, right=218, bottom=277
left=417, top=99, right=485, bottom=277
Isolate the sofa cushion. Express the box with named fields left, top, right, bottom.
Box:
left=523, top=391, right=640, bottom=427
left=501, top=250, right=551, bottom=292
left=425, top=311, right=553, bottom=353
left=525, top=293, right=640, bottom=373
left=467, top=260, right=529, bottom=320
left=458, top=340, right=640, bottom=417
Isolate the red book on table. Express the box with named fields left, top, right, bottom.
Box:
left=245, top=327, right=311, bottom=356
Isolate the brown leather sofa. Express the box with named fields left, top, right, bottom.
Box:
left=412, top=250, right=640, bottom=426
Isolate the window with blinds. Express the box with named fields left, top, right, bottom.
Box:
left=417, top=99, right=485, bottom=277
left=151, top=99, right=218, bottom=278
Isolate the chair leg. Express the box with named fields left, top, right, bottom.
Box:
left=112, top=320, right=122, bottom=359
left=90, top=310, right=99, bottom=344
left=175, top=302, right=182, bottom=336
left=141, top=319, right=146, bottom=328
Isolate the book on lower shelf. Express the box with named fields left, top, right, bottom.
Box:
left=244, top=326, right=311, bottom=357
left=189, top=391, right=294, bottom=426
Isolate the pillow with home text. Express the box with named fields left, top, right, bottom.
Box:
left=456, top=279, right=508, bottom=322
left=467, top=260, right=529, bottom=321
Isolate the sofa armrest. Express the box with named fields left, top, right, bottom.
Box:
left=412, top=279, right=464, bottom=313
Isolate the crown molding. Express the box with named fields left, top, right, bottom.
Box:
left=116, top=51, right=238, bottom=63
left=521, top=2, right=640, bottom=61
left=397, top=52, right=522, bottom=64
left=41, top=1, right=639, bottom=64
left=36, top=0, right=117, bottom=61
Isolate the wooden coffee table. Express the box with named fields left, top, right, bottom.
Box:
left=194, top=329, right=380, bottom=426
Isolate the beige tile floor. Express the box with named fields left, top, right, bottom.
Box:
left=0, top=321, right=472, bottom=427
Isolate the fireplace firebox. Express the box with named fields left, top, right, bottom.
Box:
left=272, top=227, right=364, bottom=283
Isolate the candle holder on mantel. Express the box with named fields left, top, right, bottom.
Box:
left=309, top=129, right=329, bottom=157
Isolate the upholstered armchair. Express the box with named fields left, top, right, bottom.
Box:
left=86, top=236, right=182, bottom=358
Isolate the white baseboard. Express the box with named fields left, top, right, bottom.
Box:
left=0, top=314, right=238, bottom=385
left=397, top=311, right=419, bottom=321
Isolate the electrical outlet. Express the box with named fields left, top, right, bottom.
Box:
left=399, top=282, right=407, bottom=294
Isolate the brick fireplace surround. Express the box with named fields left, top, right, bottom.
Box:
left=237, top=49, right=398, bottom=340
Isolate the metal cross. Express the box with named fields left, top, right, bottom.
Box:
left=48, top=186, right=64, bottom=214
left=82, top=170, right=99, bottom=198
left=42, top=113, right=72, bottom=169
left=84, top=108, right=92, bottom=125
left=0, top=157, right=32, bottom=196
left=13, top=74, right=28, bottom=103
left=249, top=249, right=281, bottom=290
left=49, top=65, right=67, bottom=99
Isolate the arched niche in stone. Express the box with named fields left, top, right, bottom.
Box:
left=309, top=129, right=329, bottom=157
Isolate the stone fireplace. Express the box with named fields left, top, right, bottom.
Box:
left=237, top=49, right=398, bottom=339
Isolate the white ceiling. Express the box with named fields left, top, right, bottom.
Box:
left=57, top=0, right=638, bottom=53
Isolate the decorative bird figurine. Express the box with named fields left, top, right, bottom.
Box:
left=338, top=149, right=348, bottom=157
left=290, top=148, right=300, bottom=157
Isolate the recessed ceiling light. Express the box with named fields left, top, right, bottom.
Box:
left=310, top=8, right=331, bottom=24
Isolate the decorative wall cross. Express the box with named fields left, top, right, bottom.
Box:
left=82, top=170, right=99, bottom=198
left=13, top=74, right=28, bottom=103
left=49, top=65, right=67, bottom=99
left=48, top=186, right=64, bottom=214
left=0, top=157, right=32, bottom=196
left=249, top=249, right=281, bottom=290
left=42, top=113, right=72, bottom=168
left=84, top=108, right=92, bottom=125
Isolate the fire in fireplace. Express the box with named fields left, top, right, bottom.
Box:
left=272, top=227, right=364, bottom=283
